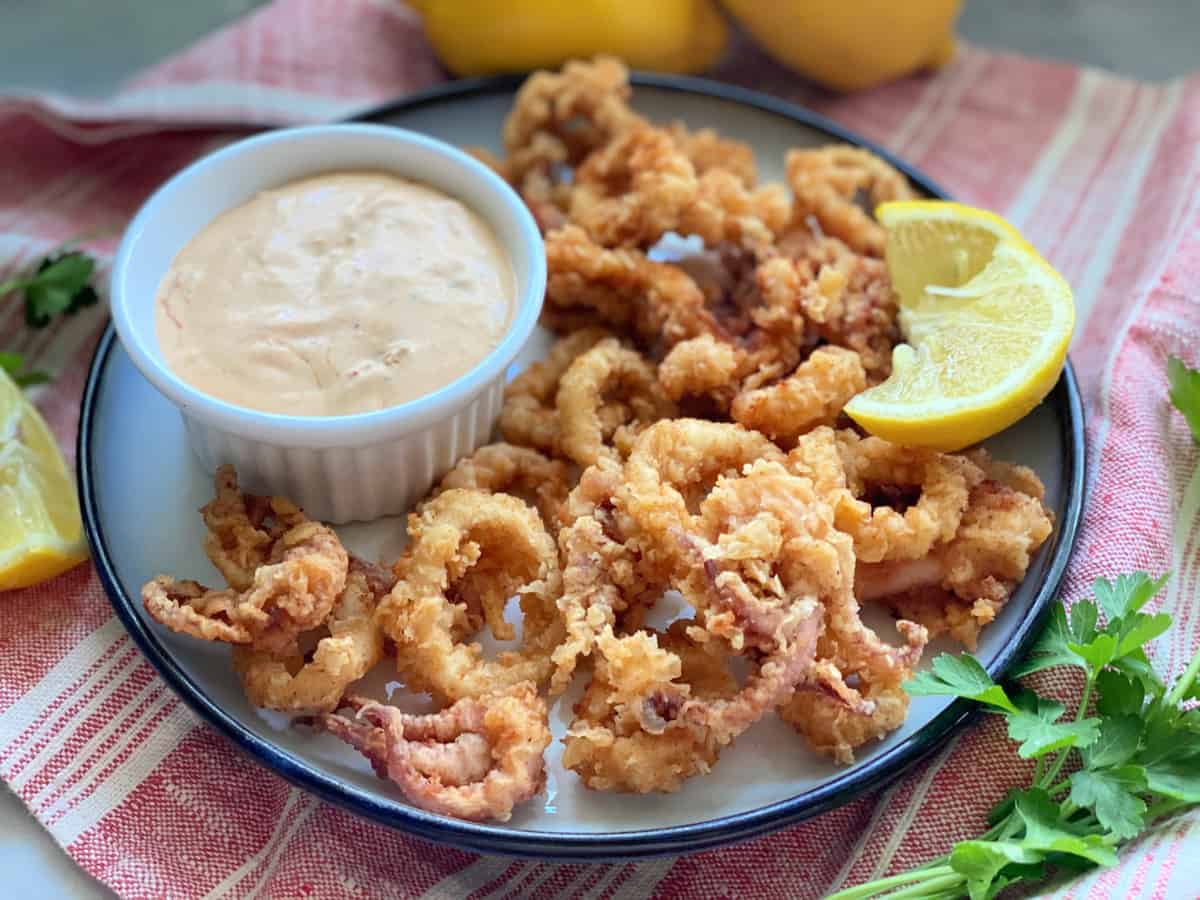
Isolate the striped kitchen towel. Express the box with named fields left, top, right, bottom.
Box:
left=2, top=1, right=1198, bottom=897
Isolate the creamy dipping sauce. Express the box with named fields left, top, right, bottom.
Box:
left=155, top=171, right=515, bottom=416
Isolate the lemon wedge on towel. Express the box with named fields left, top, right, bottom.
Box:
left=0, top=367, right=87, bottom=590
left=844, top=201, right=1076, bottom=451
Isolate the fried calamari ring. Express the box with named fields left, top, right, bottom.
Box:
left=780, top=649, right=912, bottom=764
left=834, top=430, right=985, bottom=564
left=753, top=254, right=847, bottom=329
left=543, top=225, right=716, bottom=349
left=318, top=684, right=550, bottom=822
left=378, top=490, right=564, bottom=701
left=676, top=169, right=791, bottom=248
left=856, top=468, right=1053, bottom=648
left=433, top=442, right=571, bottom=535
left=562, top=623, right=736, bottom=793
left=657, top=334, right=740, bottom=406
left=785, top=146, right=915, bottom=257
left=502, top=56, right=642, bottom=172
left=232, top=561, right=387, bottom=713
left=621, top=420, right=782, bottom=572
left=684, top=458, right=848, bottom=653
left=568, top=124, right=698, bottom=248
left=143, top=467, right=348, bottom=654
left=731, top=346, right=867, bottom=446
left=499, top=327, right=613, bottom=453
left=556, top=338, right=677, bottom=467
left=666, top=121, right=757, bottom=187
left=552, top=458, right=662, bottom=691
left=776, top=229, right=900, bottom=380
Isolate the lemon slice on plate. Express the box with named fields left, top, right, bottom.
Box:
left=844, top=200, right=1076, bottom=451
left=0, top=367, right=88, bottom=590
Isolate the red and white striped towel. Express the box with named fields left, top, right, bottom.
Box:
left=2, top=2, right=1198, bottom=897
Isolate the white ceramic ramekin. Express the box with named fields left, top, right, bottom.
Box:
left=111, top=124, right=545, bottom=523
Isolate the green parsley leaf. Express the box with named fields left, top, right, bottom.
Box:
left=905, top=653, right=1018, bottom=713
left=0, top=351, right=50, bottom=388
left=1006, top=691, right=1100, bottom=758
left=1094, top=573, right=1169, bottom=624
left=1137, top=705, right=1193, bottom=767
left=1114, top=612, right=1173, bottom=658
left=1167, top=355, right=1200, bottom=443
left=1110, top=650, right=1166, bottom=699
left=1095, top=670, right=1146, bottom=718
left=1015, top=789, right=1118, bottom=867
left=1011, top=604, right=1084, bottom=677
left=950, top=840, right=1043, bottom=900
left=22, top=252, right=97, bottom=328
left=1067, top=633, right=1117, bottom=671
left=1070, top=601, right=1099, bottom=643
left=1069, top=768, right=1148, bottom=839
left=1142, top=763, right=1200, bottom=804
left=1083, top=715, right=1142, bottom=769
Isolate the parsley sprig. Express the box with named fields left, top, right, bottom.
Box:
left=831, top=573, right=1199, bottom=900
left=0, top=238, right=103, bottom=387
left=832, top=357, right=1200, bottom=900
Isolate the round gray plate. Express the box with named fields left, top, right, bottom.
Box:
left=80, top=74, right=1084, bottom=859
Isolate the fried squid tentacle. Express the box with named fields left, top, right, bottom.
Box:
left=143, top=466, right=348, bottom=654
left=232, top=562, right=388, bottom=714
left=562, top=623, right=738, bottom=793
left=319, top=685, right=551, bottom=822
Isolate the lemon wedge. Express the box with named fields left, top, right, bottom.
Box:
left=844, top=201, right=1076, bottom=451
left=0, top=368, right=88, bottom=590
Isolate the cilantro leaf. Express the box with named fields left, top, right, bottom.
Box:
left=1168, top=355, right=1200, bottom=443
left=1095, top=670, right=1146, bottom=718
left=1094, top=573, right=1168, bottom=624
left=1069, top=768, right=1148, bottom=839
left=1011, top=604, right=1084, bottom=677
left=950, top=840, right=1044, bottom=900
left=22, top=252, right=97, bottom=328
left=905, top=653, right=1018, bottom=713
left=1006, top=691, right=1100, bottom=758
left=1015, top=789, right=1118, bottom=866
left=0, top=351, right=50, bottom=388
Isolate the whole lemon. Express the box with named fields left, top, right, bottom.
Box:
left=410, top=0, right=728, bottom=77
left=720, top=0, right=962, bottom=92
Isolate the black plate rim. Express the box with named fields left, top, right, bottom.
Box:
left=78, top=71, right=1085, bottom=860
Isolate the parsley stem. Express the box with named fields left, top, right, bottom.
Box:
left=876, top=873, right=964, bottom=900
left=826, top=865, right=955, bottom=900
left=1045, top=778, right=1071, bottom=798
left=1041, top=673, right=1095, bottom=788
left=1165, top=645, right=1200, bottom=706
left=1146, top=798, right=1190, bottom=822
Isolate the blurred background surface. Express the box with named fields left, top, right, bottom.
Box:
left=0, top=0, right=1195, bottom=96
